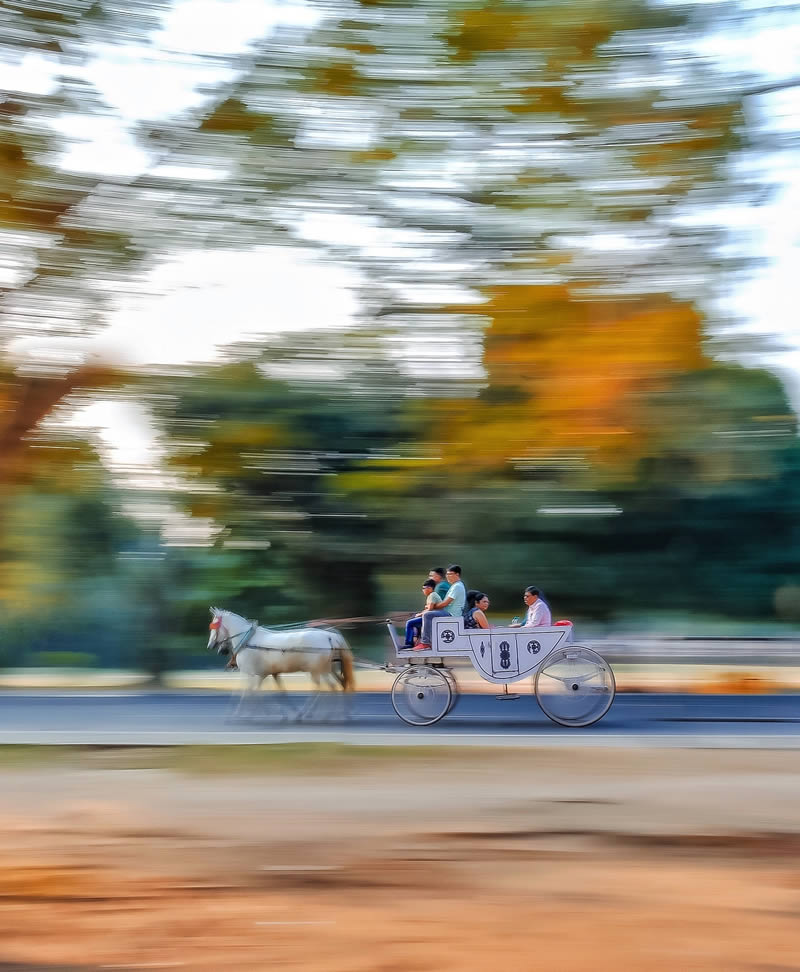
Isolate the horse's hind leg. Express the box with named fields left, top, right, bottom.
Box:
left=321, top=672, right=349, bottom=722
left=333, top=670, right=355, bottom=721
left=296, top=671, right=323, bottom=722
left=312, top=666, right=347, bottom=723
left=332, top=658, right=346, bottom=690
left=328, top=657, right=353, bottom=720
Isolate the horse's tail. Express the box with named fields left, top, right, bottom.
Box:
left=329, top=631, right=356, bottom=692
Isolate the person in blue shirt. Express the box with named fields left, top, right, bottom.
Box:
left=428, top=567, right=450, bottom=601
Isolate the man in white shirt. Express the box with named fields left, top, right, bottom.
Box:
left=511, top=586, right=552, bottom=627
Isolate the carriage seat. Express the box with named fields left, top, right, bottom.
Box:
left=386, top=614, right=471, bottom=654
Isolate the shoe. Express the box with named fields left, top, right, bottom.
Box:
left=402, top=644, right=414, bottom=650
left=414, top=643, right=431, bottom=652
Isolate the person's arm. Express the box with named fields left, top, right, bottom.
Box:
left=421, top=594, right=442, bottom=614
left=474, top=609, right=489, bottom=629
left=412, top=596, right=430, bottom=619
left=438, top=582, right=464, bottom=611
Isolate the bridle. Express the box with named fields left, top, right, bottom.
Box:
left=209, top=616, right=257, bottom=660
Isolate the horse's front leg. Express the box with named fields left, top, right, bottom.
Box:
left=231, top=673, right=260, bottom=722
left=271, top=673, right=299, bottom=722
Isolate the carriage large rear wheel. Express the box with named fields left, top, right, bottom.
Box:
left=534, top=646, right=615, bottom=728
left=391, top=666, right=452, bottom=727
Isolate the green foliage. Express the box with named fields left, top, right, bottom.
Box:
left=31, top=651, right=97, bottom=668
left=147, top=354, right=800, bottom=632
left=774, top=585, right=800, bottom=623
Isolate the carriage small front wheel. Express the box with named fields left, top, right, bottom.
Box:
left=534, top=645, right=616, bottom=728
left=391, top=666, right=452, bottom=727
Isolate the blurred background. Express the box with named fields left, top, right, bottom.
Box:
left=2, top=0, right=799, bottom=677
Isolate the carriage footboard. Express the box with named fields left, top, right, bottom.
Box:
left=385, top=621, right=403, bottom=653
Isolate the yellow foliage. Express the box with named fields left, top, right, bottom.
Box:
left=312, top=62, right=360, bottom=97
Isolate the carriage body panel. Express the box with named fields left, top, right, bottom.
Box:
left=388, top=616, right=571, bottom=684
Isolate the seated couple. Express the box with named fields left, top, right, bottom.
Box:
left=461, top=587, right=552, bottom=633
left=405, top=568, right=551, bottom=651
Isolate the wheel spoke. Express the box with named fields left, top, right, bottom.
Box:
left=534, top=647, right=615, bottom=728
left=540, top=667, right=600, bottom=686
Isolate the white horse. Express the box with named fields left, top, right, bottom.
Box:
left=207, top=608, right=356, bottom=720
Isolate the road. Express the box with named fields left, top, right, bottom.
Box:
left=0, top=690, right=799, bottom=746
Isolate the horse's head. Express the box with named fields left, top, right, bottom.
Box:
left=207, top=607, right=229, bottom=654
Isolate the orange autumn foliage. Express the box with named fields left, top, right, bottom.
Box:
left=435, top=285, right=707, bottom=481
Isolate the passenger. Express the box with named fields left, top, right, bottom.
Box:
left=404, top=579, right=443, bottom=649
left=428, top=567, right=450, bottom=601
left=415, top=564, right=467, bottom=651
left=511, top=586, right=552, bottom=628
left=463, top=590, right=490, bottom=630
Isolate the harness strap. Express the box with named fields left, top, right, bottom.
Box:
left=221, top=622, right=342, bottom=656
left=218, top=622, right=257, bottom=659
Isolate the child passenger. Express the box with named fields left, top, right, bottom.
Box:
left=404, top=579, right=442, bottom=649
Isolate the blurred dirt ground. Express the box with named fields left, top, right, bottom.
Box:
left=1, top=745, right=800, bottom=971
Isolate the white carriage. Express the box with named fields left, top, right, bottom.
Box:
left=385, top=615, right=615, bottom=728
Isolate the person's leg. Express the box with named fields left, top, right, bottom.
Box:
left=419, top=609, right=448, bottom=646
left=404, top=617, right=422, bottom=647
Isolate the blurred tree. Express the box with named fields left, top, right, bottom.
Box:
left=152, top=360, right=418, bottom=624
left=0, top=1, right=171, bottom=649
left=0, top=472, right=144, bottom=668
left=162, top=1, right=757, bottom=336
left=0, top=0, right=173, bottom=504
left=151, top=349, right=800, bottom=628
left=0, top=1, right=171, bottom=348
left=143, top=0, right=781, bottom=490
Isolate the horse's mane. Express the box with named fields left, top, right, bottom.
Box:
left=213, top=607, right=249, bottom=627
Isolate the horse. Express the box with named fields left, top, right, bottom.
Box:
left=207, top=607, right=356, bottom=721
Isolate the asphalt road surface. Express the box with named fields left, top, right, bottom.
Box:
left=0, top=690, right=799, bottom=746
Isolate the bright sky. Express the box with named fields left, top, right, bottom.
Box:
left=3, top=0, right=800, bottom=469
